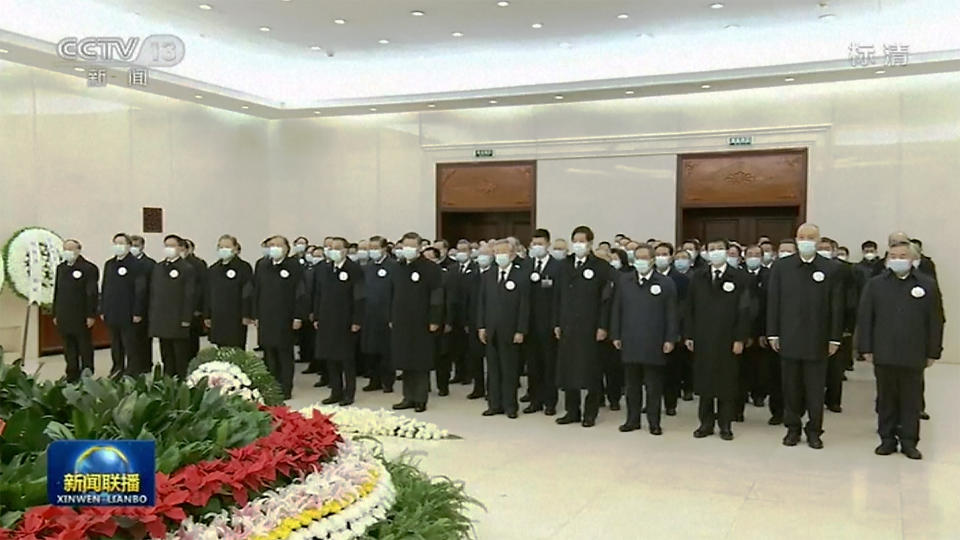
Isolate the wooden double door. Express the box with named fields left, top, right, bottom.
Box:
left=682, top=207, right=798, bottom=246
left=436, top=161, right=536, bottom=243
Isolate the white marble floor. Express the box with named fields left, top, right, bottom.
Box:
left=22, top=347, right=960, bottom=540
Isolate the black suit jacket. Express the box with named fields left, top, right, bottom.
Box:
left=53, top=257, right=100, bottom=333
left=858, top=270, right=943, bottom=368
left=610, top=271, right=678, bottom=365
left=477, top=263, right=531, bottom=338
left=101, top=255, right=147, bottom=327
left=766, top=254, right=844, bottom=361
left=313, top=259, right=365, bottom=360
left=528, top=256, right=561, bottom=338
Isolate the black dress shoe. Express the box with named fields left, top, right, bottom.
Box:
left=321, top=396, right=341, bottom=405
left=482, top=408, right=503, bottom=416
left=438, top=389, right=449, bottom=397
left=449, top=376, right=465, bottom=384
left=768, top=416, right=783, bottom=425
left=609, top=402, right=621, bottom=411
left=920, top=411, right=930, bottom=420
left=681, top=391, right=694, bottom=401
left=649, top=426, right=663, bottom=436
left=619, top=423, right=640, bottom=432
left=393, top=401, right=415, bottom=410
left=466, top=391, right=485, bottom=400
left=523, top=404, right=542, bottom=414
left=782, top=432, right=801, bottom=446
left=556, top=415, right=580, bottom=425
left=414, top=403, right=427, bottom=413
left=362, top=383, right=381, bottom=392
left=827, top=404, right=842, bottom=413
left=303, top=367, right=320, bottom=374
left=507, top=412, right=518, bottom=419
left=875, top=441, right=898, bottom=455
left=544, top=406, right=557, bottom=416
left=693, top=427, right=714, bottom=438
left=460, top=379, right=472, bottom=386
left=581, top=418, right=596, bottom=428
left=313, top=380, right=328, bottom=388
left=665, top=408, right=677, bottom=416
left=807, top=436, right=824, bottom=450
left=519, top=393, right=531, bottom=403
left=339, top=399, right=354, bottom=406
left=901, top=446, right=923, bottom=460
left=720, top=431, right=734, bottom=441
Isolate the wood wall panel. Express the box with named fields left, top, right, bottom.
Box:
left=437, top=161, right=535, bottom=210
left=678, top=149, right=807, bottom=208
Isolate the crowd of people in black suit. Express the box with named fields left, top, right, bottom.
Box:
left=51, top=224, right=943, bottom=458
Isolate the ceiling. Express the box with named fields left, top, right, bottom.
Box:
left=2, top=0, right=960, bottom=117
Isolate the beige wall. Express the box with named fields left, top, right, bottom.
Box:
left=1, top=61, right=957, bottom=359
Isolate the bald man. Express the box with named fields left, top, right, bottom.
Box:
left=53, top=239, right=100, bottom=382
left=767, top=223, right=844, bottom=449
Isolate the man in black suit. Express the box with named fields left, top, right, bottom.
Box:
left=448, top=239, right=475, bottom=385
left=477, top=239, right=531, bottom=418
left=314, top=237, right=365, bottom=406
left=909, top=238, right=938, bottom=279
left=739, top=244, right=770, bottom=420
left=466, top=245, right=494, bottom=400
left=182, top=239, right=207, bottom=361
left=101, top=233, right=147, bottom=377
left=252, top=235, right=307, bottom=399
left=390, top=233, right=443, bottom=412
left=859, top=241, right=944, bottom=460
left=129, top=235, right=155, bottom=372
left=53, top=239, right=100, bottom=382
left=361, top=236, right=397, bottom=393
left=302, top=246, right=325, bottom=382
left=554, top=225, right=613, bottom=428
left=817, top=237, right=857, bottom=413
left=149, top=235, right=196, bottom=379
left=685, top=239, right=751, bottom=441
left=767, top=223, right=844, bottom=449
left=204, top=234, right=254, bottom=349
left=612, top=244, right=679, bottom=434
left=423, top=246, right=458, bottom=397
left=681, top=239, right=706, bottom=271
left=654, top=242, right=689, bottom=415
left=524, top=229, right=561, bottom=415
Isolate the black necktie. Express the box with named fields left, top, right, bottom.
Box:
left=499, top=270, right=506, bottom=283
left=536, top=260, right=543, bottom=274
left=575, top=260, right=583, bottom=270
left=714, top=269, right=721, bottom=282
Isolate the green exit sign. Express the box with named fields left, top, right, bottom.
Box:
left=474, top=149, right=495, bottom=158
left=728, top=136, right=753, bottom=146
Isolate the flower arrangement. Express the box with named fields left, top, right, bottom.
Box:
left=170, top=439, right=395, bottom=540
left=300, top=404, right=453, bottom=440
left=2, top=227, right=63, bottom=306
left=187, top=347, right=285, bottom=406
left=0, top=249, right=5, bottom=295
left=187, top=361, right=264, bottom=404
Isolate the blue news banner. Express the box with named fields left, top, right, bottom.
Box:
left=47, top=440, right=156, bottom=506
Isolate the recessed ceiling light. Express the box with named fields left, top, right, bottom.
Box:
left=194, top=94, right=204, bottom=99
left=0, top=48, right=8, bottom=54
left=559, top=41, right=572, bottom=48
left=378, top=39, right=390, bottom=44
left=369, top=107, right=377, bottom=111
left=452, top=31, right=464, bottom=37
left=497, top=1, right=509, bottom=6
left=488, top=99, right=498, bottom=104
left=819, top=13, right=836, bottom=21
left=313, top=110, right=322, bottom=115
left=427, top=103, right=436, bottom=108
left=554, top=95, right=564, bottom=100
left=710, top=2, right=724, bottom=8
left=310, top=45, right=323, bottom=51
left=198, top=3, right=212, bottom=10
left=333, top=18, right=346, bottom=24
left=625, top=90, right=635, bottom=95
left=259, top=26, right=271, bottom=32
left=241, top=105, right=249, bottom=109
left=617, top=13, right=630, bottom=19
left=531, top=22, right=543, bottom=29
left=410, top=10, right=425, bottom=16
left=700, top=84, right=711, bottom=89
left=73, top=67, right=85, bottom=72
left=784, top=77, right=796, bottom=82
left=875, top=69, right=886, bottom=74
left=724, top=23, right=740, bottom=29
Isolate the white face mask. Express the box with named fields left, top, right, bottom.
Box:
left=62, top=250, right=78, bottom=263
left=654, top=255, right=671, bottom=270
left=779, top=251, right=795, bottom=259
left=357, top=250, right=370, bottom=261
left=269, top=246, right=284, bottom=260
left=218, top=247, right=234, bottom=261
left=369, top=249, right=383, bottom=261
left=129, top=246, right=142, bottom=257
left=796, top=239, right=817, bottom=257
left=708, top=249, right=726, bottom=266
left=817, top=249, right=834, bottom=260
left=402, top=246, right=418, bottom=260
left=329, top=249, right=344, bottom=263
left=550, top=249, right=567, bottom=261
left=863, top=252, right=877, bottom=261
left=610, top=259, right=622, bottom=270
left=163, top=246, right=178, bottom=260
left=571, top=242, right=589, bottom=257
left=112, top=243, right=129, bottom=257
left=529, top=245, right=547, bottom=259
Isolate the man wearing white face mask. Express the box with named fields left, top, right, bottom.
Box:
left=356, top=239, right=371, bottom=266
left=554, top=225, right=613, bottom=428
left=129, top=234, right=155, bottom=368
left=102, top=233, right=147, bottom=377
left=550, top=238, right=568, bottom=261
left=448, top=239, right=476, bottom=386
left=858, top=240, right=943, bottom=460
left=477, top=239, right=530, bottom=418
left=818, top=237, right=858, bottom=411
left=149, top=235, right=196, bottom=379
left=759, top=240, right=777, bottom=269
left=361, top=236, right=397, bottom=393
left=252, top=235, right=307, bottom=400
left=767, top=223, right=844, bottom=449
left=53, top=239, right=100, bottom=382
left=466, top=244, right=495, bottom=400
left=525, top=229, right=561, bottom=415
left=654, top=242, right=691, bottom=413
left=204, top=234, right=253, bottom=350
